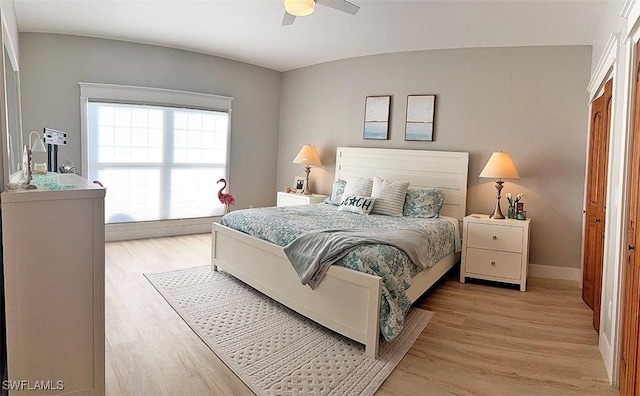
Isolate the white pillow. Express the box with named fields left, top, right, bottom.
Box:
left=371, top=177, right=410, bottom=216
left=343, top=177, right=373, bottom=197
left=338, top=196, right=376, bottom=215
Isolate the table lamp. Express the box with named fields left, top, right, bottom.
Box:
left=479, top=151, right=520, bottom=219
left=293, top=145, right=322, bottom=195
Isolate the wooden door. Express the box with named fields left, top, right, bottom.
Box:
left=582, top=78, right=612, bottom=333
left=620, top=41, right=640, bottom=396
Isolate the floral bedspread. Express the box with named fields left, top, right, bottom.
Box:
left=220, top=203, right=458, bottom=341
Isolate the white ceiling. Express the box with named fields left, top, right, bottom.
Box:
left=13, top=0, right=609, bottom=72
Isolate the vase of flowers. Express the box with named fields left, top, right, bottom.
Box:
left=506, top=192, right=523, bottom=219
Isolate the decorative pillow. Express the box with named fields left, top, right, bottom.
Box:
left=338, top=196, right=376, bottom=215
left=323, top=179, right=347, bottom=205
left=371, top=177, right=410, bottom=216
left=403, top=188, right=445, bottom=218
left=342, top=177, right=373, bottom=198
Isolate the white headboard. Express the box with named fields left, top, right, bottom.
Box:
left=334, top=147, right=469, bottom=221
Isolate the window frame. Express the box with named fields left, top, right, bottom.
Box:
left=79, top=83, right=233, bottom=241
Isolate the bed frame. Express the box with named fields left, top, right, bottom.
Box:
left=212, top=147, right=468, bottom=358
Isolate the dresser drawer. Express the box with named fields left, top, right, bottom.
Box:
left=466, top=223, right=523, bottom=253
left=465, top=248, right=522, bottom=280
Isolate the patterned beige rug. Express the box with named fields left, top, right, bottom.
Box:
left=145, top=266, right=433, bottom=395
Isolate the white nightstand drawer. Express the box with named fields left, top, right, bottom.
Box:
left=277, top=192, right=328, bottom=207
left=465, top=248, right=522, bottom=280
left=466, top=223, right=523, bottom=253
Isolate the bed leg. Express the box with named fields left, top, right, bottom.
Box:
left=365, top=341, right=379, bottom=359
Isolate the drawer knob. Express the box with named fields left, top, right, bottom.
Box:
left=491, top=261, right=496, bottom=266
left=492, top=235, right=497, bottom=240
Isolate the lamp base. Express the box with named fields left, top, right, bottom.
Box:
left=302, top=165, right=312, bottom=195
left=489, top=180, right=505, bottom=219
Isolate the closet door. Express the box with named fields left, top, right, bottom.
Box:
left=620, top=42, right=640, bottom=396
left=582, top=78, right=611, bottom=332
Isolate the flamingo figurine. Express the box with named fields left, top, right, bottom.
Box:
left=217, top=178, right=236, bottom=213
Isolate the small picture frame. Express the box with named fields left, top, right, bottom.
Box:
left=405, top=94, right=436, bottom=141
left=363, top=95, right=391, bottom=140
left=293, top=176, right=306, bottom=193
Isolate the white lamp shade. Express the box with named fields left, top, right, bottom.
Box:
left=293, top=145, right=322, bottom=166
left=284, top=0, right=315, bottom=16
left=479, top=152, right=520, bottom=179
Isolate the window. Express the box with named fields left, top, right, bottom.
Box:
left=80, top=83, right=233, bottom=228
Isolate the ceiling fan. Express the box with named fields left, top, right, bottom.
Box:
left=282, top=0, right=360, bottom=26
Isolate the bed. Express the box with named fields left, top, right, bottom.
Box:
left=211, top=147, right=469, bottom=358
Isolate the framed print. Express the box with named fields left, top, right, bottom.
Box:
left=293, top=176, right=306, bottom=193
left=363, top=95, right=391, bottom=140
left=405, top=95, right=436, bottom=141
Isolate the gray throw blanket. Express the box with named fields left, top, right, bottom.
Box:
left=283, top=228, right=433, bottom=290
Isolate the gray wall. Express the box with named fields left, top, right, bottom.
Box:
left=19, top=33, right=281, bottom=210
left=278, top=46, right=592, bottom=269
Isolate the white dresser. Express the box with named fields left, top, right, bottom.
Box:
left=276, top=191, right=328, bottom=207
left=460, top=214, right=531, bottom=291
left=1, top=174, right=105, bottom=395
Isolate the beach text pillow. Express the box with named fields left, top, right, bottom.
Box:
left=338, top=196, right=376, bottom=215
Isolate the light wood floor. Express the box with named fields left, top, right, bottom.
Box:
left=105, top=234, right=618, bottom=395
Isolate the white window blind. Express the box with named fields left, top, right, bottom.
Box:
left=80, top=83, right=233, bottom=228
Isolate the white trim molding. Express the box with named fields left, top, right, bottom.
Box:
left=105, top=217, right=218, bottom=242
left=623, top=0, right=640, bottom=35
left=79, top=83, right=233, bottom=111
left=528, top=263, right=581, bottom=282
left=588, top=33, right=621, bottom=101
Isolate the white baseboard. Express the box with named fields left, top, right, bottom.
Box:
left=528, top=263, right=581, bottom=281
left=105, top=217, right=219, bottom=242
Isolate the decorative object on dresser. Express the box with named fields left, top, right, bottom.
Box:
left=479, top=151, right=520, bottom=219
left=23, top=130, right=47, bottom=186
left=43, top=127, right=68, bottom=173
left=460, top=214, right=531, bottom=291
left=405, top=94, right=436, bottom=141
left=292, top=144, right=322, bottom=195
left=276, top=191, right=328, bottom=207
left=146, top=266, right=431, bottom=396
left=363, top=95, right=391, bottom=140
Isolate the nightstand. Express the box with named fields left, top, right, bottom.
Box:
left=460, top=214, right=531, bottom=291
left=276, top=191, right=328, bottom=207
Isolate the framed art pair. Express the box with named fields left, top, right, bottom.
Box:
left=363, top=94, right=436, bottom=141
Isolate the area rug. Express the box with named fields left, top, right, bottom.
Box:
left=145, top=266, right=434, bottom=395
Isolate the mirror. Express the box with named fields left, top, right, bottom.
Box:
left=0, top=15, right=23, bottom=188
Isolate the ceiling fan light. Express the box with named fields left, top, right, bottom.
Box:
left=285, top=0, right=315, bottom=17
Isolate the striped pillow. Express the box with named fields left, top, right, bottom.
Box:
left=371, top=177, right=409, bottom=216
left=343, top=177, right=373, bottom=197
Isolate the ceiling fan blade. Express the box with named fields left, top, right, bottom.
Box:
left=315, top=0, right=360, bottom=15
left=282, top=11, right=296, bottom=26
